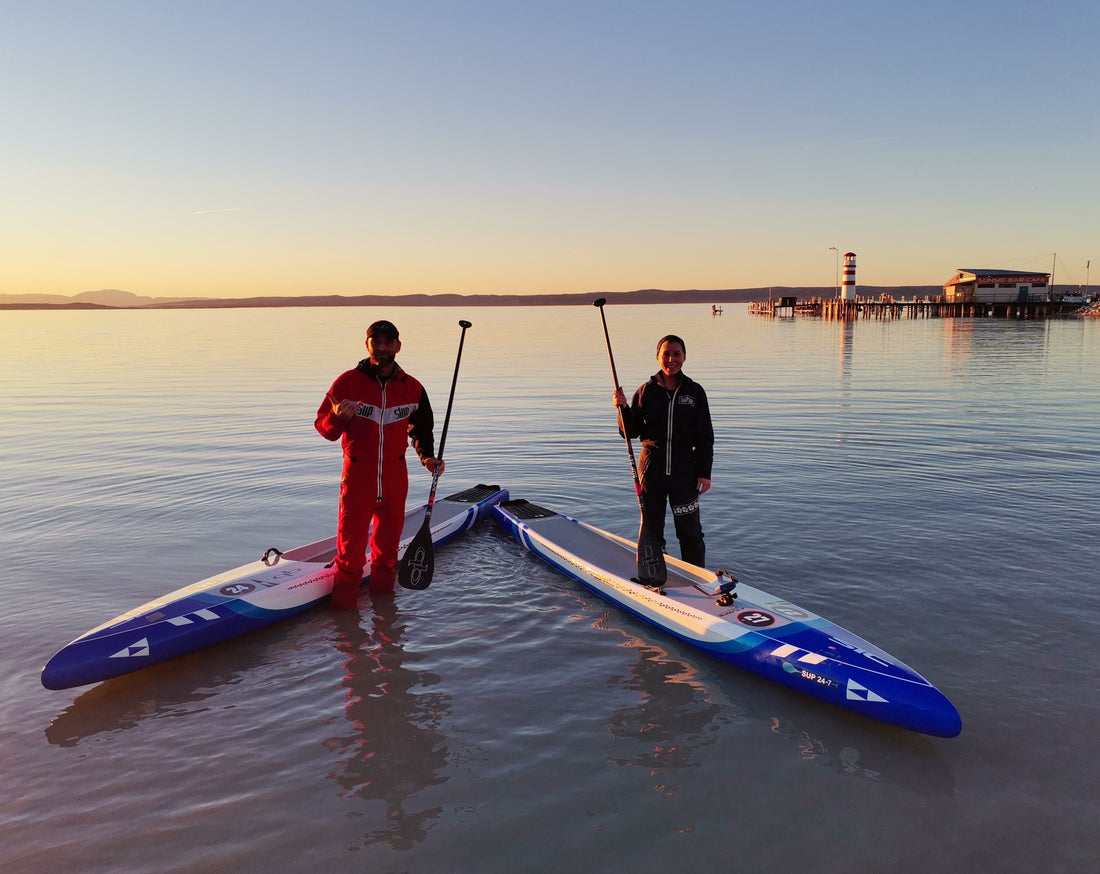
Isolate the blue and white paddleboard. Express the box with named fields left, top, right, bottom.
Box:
left=42, top=484, right=508, bottom=690
left=493, top=498, right=961, bottom=738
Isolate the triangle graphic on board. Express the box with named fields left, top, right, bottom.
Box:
left=110, top=638, right=150, bottom=659
left=846, top=678, right=888, bottom=703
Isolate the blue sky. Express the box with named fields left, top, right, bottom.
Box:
left=2, top=0, right=1096, bottom=297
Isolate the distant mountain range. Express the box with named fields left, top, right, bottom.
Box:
left=1, top=286, right=949, bottom=309
left=0, top=289, right=199, bottom=308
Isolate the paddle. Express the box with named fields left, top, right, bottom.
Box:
left=593, top=298, right=668, bottom=588
left=398, top=319, right=472, bottom=590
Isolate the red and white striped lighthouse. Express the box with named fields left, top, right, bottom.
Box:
left=841, top=252, right=857, bottom=301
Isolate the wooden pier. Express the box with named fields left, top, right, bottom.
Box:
left=748, top=296, right=1078, bottom=320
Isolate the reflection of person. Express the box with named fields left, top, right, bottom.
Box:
left=613, top=334, right=713, bottom=567
left=315, top=320, right=443, bottom=609
left=606, top=643, right=721, bottom=797
left=330, top=605, right=450, bottom=849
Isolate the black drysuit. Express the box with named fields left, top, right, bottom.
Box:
left=620, top=372, right=714, bottom=567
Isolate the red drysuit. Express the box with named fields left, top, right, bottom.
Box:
left=315, top=360, right=435, bottom=606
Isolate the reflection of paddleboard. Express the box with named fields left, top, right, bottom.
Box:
left=42, top=484, right=508, bottom=690
left=493, top=498, right=961, bottom=738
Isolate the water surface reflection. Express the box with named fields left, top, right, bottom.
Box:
left=327, top=603, right=451, bottom=851
left=588, top=604, right=956, bottom=799
left=604, top=639, right=724, bottom=797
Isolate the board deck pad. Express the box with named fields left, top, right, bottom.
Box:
left=493, top=498, right=961, bottom=738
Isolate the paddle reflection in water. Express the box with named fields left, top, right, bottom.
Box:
left=327, top=603, right=450, bottom=851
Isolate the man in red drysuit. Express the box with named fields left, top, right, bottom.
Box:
left=315, top=320, right=443, bottom=609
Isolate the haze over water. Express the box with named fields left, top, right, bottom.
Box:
left=2, top=304, right=1097, bottom=872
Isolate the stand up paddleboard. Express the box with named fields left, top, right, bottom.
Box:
left=42, top=484, right=508, bottom=690
left=493, top=498, right=961, bottom=738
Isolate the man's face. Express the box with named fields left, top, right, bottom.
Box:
left=367, top=333, right=401, bottom=367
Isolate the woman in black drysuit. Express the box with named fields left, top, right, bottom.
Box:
left=614, top=334, right=714, bottom=568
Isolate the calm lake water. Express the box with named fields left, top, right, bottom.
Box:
left=2, top=304, right=1098, bottom=873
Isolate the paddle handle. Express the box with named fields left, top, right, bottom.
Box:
left=593, top=299, right=644, bottom=499
left=433, top=319, right=471, bottom=468
left=415, top=318, right=470, bottom=534
left=595, top=301, right=623, bottom=392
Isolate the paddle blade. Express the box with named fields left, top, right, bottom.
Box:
left=636, top=523, right=667, bottom=586
left=398, top=523, right=435, bottom=590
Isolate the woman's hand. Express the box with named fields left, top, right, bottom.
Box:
left=425, top=458, right=445, bottom=475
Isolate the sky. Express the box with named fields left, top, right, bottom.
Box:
left=2, top=0, right=1097, bottom=298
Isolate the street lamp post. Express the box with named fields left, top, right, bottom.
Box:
left=828, top=247, right=840, bottom=298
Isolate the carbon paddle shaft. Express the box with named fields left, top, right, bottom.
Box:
left=593, top=299, right=667, bottom=586
left=398, top=319, right=472, bottom=590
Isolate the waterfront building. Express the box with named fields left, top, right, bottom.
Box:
left=943, top=269, right=1050, bottom=303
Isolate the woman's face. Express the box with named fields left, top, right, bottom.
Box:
left=657, top=340, right=685, bottom=380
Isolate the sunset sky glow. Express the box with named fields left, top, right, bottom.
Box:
left=3, top=0, right=1097, bottom=299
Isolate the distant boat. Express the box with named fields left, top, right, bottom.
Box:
left=711, top=305, right=723, bottom=315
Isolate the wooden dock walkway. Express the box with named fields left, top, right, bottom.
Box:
left=748, top=296, right=1079, bottom=320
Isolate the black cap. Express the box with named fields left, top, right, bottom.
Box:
left=366, top=320, right=399, bottom=339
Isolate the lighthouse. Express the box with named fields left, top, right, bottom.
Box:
left=841, top=252, right=857, bottom=301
